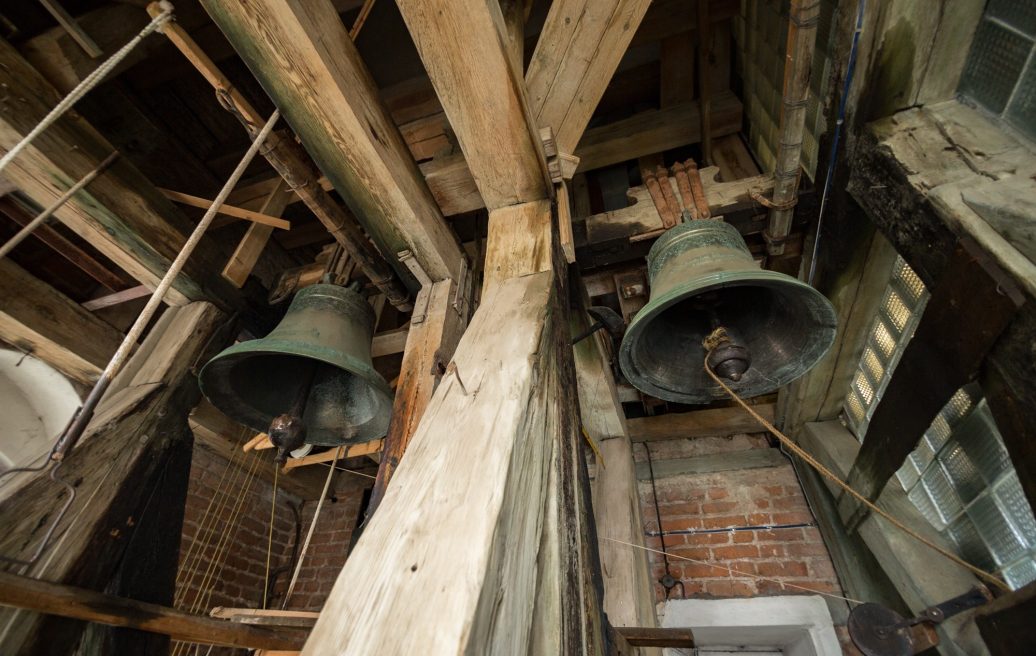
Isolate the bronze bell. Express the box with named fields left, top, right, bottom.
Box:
left=619, top=219, right=837, bottom=404
left=199, top=284, right=393, bottom=457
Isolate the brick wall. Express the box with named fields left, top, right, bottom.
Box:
left=176, top=446, right=369, bottom=628
left=633, top=432, right=859, bottom=653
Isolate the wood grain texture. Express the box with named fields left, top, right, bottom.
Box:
left=627, top=403, right=775, bottom=442
left=482, top=199, right=554, bottom=293
left=223, top=179, right=294, bottom=287
left=368, top=279, right=467, bottom=513
left=201, top=0, right=463, bottom=282
left=0, top=258, right=123, bottom=383
left=302, top=271, right=596, bottom=654
left=395, top=0, right=549, bottom=210
left=526, top=0, right=653, bottom=154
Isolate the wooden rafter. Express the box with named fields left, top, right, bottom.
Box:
left=200, top=0, right=464, bottom=284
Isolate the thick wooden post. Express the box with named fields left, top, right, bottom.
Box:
left=572, top=303, right=657, bottom=634
left=0, top=302, right=232, bottom=655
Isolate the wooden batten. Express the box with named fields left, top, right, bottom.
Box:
left=0, top=40, right=255, bottom=312
left=201, top=0, right=464, bottom=285
left=526, top=0, right=653, bottom=156
left=395, top=0, right=550, bottom=210
left=0, top=258, right=124, bottom=383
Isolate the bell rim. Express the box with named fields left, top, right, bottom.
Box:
left=619, top=268, right=838, bottom=404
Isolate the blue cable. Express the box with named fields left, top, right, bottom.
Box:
left=808, top=0, right=867, bottom=286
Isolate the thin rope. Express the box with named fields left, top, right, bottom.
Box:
left=264, top=465, right=278, bottom=609
left=349, top=0, right=377, bottom=39
left=0, top=152, right=118, bottom=259
left=602, top=536, right=865, bottom=605
left=0, top=2, right=174, bottom=176
left=702, top=351, right=1010, bottom=593
left=281, top=447, right=341, bottom=609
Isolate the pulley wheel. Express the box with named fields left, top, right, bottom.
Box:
left=848, top=603, right=913, bottom=656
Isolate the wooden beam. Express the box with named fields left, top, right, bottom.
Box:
left=281, top=441, right=384, bottom=471
left=615, top=626, right=695, bottom=648
left=634, top=447, right=786, bottom=480
left=81, top=285, right=151, bottom=311
left=627, top=403, right=775, bottom=442
left=159, top=188, right=291, bottom=230
left=0, top=196, right=130, bottom=292
left=526, top=0, right=653, bottom=155
left=189, top=400, right=329, bottom=500
left=395, top=0, right=549, bottom=210
left=0, top=302, right=232, bottom=654
left=482, top=199, right=553, bottom=293
left=975, top=581, right=1036, bottom=656
left=368, top=279, right=467, bottom=513
left=0, top=39, right=259, bottom=313
left=201, top=0, right=464, bottom=284
left=223, top=179, right=294, bottom=287
left=0, top=258, right=124, bottom=383
left=840, top=243, right=1023, bottom=530
left=0, top=571, right=306, bottom=651
left=576, top=92, right=742, bottom=172
left=572, top=296, right=656, bottom=632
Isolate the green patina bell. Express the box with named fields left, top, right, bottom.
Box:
left=619, top=219, right=837, bottom=404
left=199, top=284, right=392, bottom=447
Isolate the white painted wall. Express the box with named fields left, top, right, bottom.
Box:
left=658, top=596, right=841, bottom=655
left=0, top=349, right=80, bottom=472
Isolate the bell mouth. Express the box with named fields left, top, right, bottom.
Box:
left=199, top=350, right=393, bottom=446
left=619, top=270, right=837, bottom=404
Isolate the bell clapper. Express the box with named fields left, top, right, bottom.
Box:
left=269, top=359, right=319, bottom=463
left=702, top=326, right=752, bottom=383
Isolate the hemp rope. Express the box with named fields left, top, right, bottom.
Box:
left=264, top=465, right=279, bottom=609
left=0, top=2, right=174, bottom=176
left=281, top=447, right=342, bottom=609
left=702, top=341, right=1009, bottom=593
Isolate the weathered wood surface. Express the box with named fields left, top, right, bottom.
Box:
left=201, top=0, right=464, bottom=284
left=525, top=0, right=652, bottom=155
left=634, top=447, right=786, bottom=480
left=396, top=0, right=549, bottom=210
left=0, top=39, right=261, bottom=314
left=0, top=571, right=306, bottom=651
left=368, top=279, right=467, bottom=513
left=572, top=301, right=657, bottom=635
left=0, top=302, right=231, bottom=655
left=223, top=178, right=294, bottom=287
left=303, top=269, right=601, bottom=654
left=627, top=403, right=775, bottom=442
left=848, top=101, right=1036, bottom=512
left=0, top=258, right=124, bottom=383
left=482, top=199, right=554, bottom=293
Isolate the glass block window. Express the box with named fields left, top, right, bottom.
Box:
left=958, top=0, right=1036, bottom=142
left=843, top=257, right=930, bottom=439
left=896, top=392, right=1036, bottom=590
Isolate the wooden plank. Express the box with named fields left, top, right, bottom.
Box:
left=395, top=0, right=549, bottom=210
left=281, top=440, right=384, bottom=471
left=159, top=188, right=291, bottom=230
left=0, top=258, right=124, bottom=383
left=840, top=243, right=1023, bottom=530
left=82, top=285, right=151, bottom=311
left=482, top=199, right=554, bottom=293
left=0, top=40, right=253, bottom=310
left=223, top=179, right=294, bottom=287
left=0, top=302, right=232, bottom=654
left=0, top=571, right=305, bottom=651
left=634, top=447, right=785, bottom=480
left=201, top=0, right=464, bottom=283
left=525, top=0, right=653, bottom=155
left=615, top=626, right=695, bottom=648
left=627, top=403, right=775, bottom=442
left=572, top=298, right=657, bottom=633
left=371, top=326, right=410, bottom=358
left=660, top=31, right=696, bottom=107
left=0, top=197, right=130, bottom=292
left=368, top=279, right=467, bottom=513
left=576, top=93, right=742, bottom=172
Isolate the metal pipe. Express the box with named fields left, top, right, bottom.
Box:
left=765, top=0, right=821, bottom=256
left=0, top=152, right=119, bottom=259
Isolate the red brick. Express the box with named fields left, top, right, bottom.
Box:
left=705, top=580, right=756, bottom=597
left=702, top=515, right=748, bottom=529
left=773, top=496, right=806, bottom=510
left=755, top=560, right=809, bottom=578
left=684, top=532, right=730, bottom=547
left=661, top=516, right=703, bottom=532
left=712, top=544, right=759, bottom=559
left=772, top=511, right=813, bottom=525
left=784, top=542, right=829, bottom=558
left=701, top=501, right=738, bottom=514
left=763, top=485, right=783, bottom=495
left=753, top=498, right=771, bottom=509
left=732, top=531, right=755, bottom=544
left=681, top=563, right=726, bottom=579
left=706, top=487, right=729, bottom=500
left=662, top=501, right=702, bottom=515
left=757, top=543, right=782, bottom=557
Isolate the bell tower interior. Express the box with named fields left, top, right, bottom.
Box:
left=0, top=0, right=1034, bottom=654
